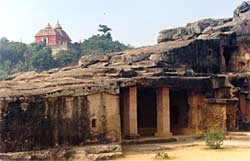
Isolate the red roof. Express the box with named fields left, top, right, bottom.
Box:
left=35, top=22, right=71, bottom=41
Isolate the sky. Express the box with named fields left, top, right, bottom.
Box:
left=0, top=0, right=241, bottom=47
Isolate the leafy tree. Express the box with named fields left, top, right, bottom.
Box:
left=31, top=47, right=55, bottom=71
left=80, top=25, right=130, bottom=55
left=54, top=50, right=79, bottom=67
left=98, top=24, right=111, bottom=34
left=2, top=60, right=11, bottom=73
left=0, top=27, right=131, bottom=80
left=0, top=37, right=9, bottom=44
left=0, top=60, right=11, bottom=80
left=0, top=39, right=30, bottom=79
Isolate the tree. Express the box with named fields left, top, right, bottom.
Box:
left=0, top=60, right=11, bottom=80
left=0, top=37, right=9, bottom=44
left=0, top=29, right=132, bottom=80
left=31, top=47, right=55, bottom=71
left=0, top=40, right=30, bottom=79
left=54, top=50, right=78, bottom=67
left=80, top=25, right=131, bottom=55
left=98, top=24, right=111, bottom=34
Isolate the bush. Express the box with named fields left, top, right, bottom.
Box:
left=155, top=152, right=170, bottom=160
left=205, top=130, right=225, bottom=149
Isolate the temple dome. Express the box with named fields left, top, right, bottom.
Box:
left=55, top=21, right=62, bottom=29
left=35, top=23, right=56, bottom=36
left=35, top=22, right=71, bottom=42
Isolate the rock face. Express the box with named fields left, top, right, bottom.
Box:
left=234, top=1, right=250, bottom=18
left=157, top=18, right=232, bottom=43
left=0, top=144, right=122, bottom=161
left=0, top=2, right=249, bottom=158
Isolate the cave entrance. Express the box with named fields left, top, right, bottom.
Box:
left=221, top=46, right=238, bottom=71
left=137, top=88, right=157, bottom=136
left=170, top=90, right=190, bottom=135
left=223, top=46, right=232, bottom=68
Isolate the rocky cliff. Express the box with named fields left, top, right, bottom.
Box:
left=0, top=3, right=249, bottom=100
left=0, top=1, right=249, bottom=156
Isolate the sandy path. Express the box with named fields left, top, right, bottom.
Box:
left=114, top=140, right=250, bottom=161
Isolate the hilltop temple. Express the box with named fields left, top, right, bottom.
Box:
left=35, top=22, right=71, bottom=55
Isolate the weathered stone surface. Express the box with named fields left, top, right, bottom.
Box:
left=1, top=37, right=246, bottom=99
left=84, top=145, right=121, bottom=154
left=158, top=1, right=250, bottom=45
left=0, top=144, right=122, bottom=161
left=157, top=18, right=232, bottom=43
left=234, top=1, right=250, bottom=18
left=0, top=94, right=121, bottom=153
left=87, top=152, right=123, bottom=161
left=0, top=1, right=249, bottom=155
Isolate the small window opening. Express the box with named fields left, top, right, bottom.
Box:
left=91, top=118, right=97, bottom=128
left=208, top=49, right=213, bottom=56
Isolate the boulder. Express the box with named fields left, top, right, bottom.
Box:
left=157, top=18, right=232, bottom=43
left=234, top=1, right=250, bottom=18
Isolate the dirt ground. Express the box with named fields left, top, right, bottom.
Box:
left=114, top=140, right=250, bottom=161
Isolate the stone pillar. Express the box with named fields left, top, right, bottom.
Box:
left=155, top=87, right=172, bottom=137
left=0, top=101, right=5, bottom=126
left=240, top=95, right=246, bottom=120
left=123, top=87, right=138, bottom=139
left=0, top=101, right=6, bottom=151
left=103, top=93, right=121, bottom=142
left=0, top=101, right=4, bottom=119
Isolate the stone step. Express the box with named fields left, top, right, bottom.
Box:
left=72, top=153, right=87, bottom=161
left=123, top=134, right=203, bottom=145
left=67, top=151, right=123, bottom=161
left=71, top=144, right=123, bottom=161
left=138, top=128, right=156, bottom=136
left=123, top=137, right=177, bottom=145
left=87, top=152, right=123, bottom=161
left=225, top=132, right=250, bottom=141
left=226, top=135, right=250, bottom=141
left=239, top=122, right=250, bottom=131
left=226, top=132, right=250, bottom=137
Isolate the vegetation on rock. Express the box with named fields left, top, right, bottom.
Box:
left=155, top=152, right=170, bottom=160
left=80, top=24, right=130, bottom=55
left=0, top=25, right=131, bottom=80
left=205, top=130, right=225, bottom=149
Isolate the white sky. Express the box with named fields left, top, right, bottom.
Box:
left=0, top=0, right=241, bottom=47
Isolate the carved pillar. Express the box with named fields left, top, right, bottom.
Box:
left=0, top=100, right=5, bottom=123
left=155, top=87, right=172, bottom=137
left=48, top=97, right=59, bottom=146
left=123, top=87, right=138, bottom=139
left=0, top=101, right=6, bottom=148
left=0, top=101, right=4, bottom=119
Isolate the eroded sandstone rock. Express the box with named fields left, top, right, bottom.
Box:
left=0, top=1, right=249, bottom=157
left=234, top=1, right=250, bottom=18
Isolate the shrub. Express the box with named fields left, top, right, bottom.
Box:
left=155, top=152, right=170, bottom=160
left=205, top=130, right=225, bottom=149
